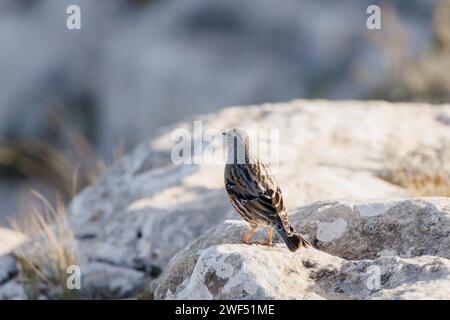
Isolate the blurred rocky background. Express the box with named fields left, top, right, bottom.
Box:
left=0, top=0, right=449, bottom=226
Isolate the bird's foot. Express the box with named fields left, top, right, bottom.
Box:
left=241, top=239, right=274, bottom=247
left=257, top=240, right=274, bottom=247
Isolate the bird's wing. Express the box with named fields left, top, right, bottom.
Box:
left=226, top=162, right=290, bottom=230
left=225, top=164, right=262, bottom=201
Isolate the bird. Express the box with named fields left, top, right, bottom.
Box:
left=223, top=128, right=311, bottom=252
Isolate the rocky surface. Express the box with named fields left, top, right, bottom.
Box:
left=0, top=227, right=25, bottom=256
left=295, top=198, right=450, bottom=260
left=156, top=242, right=450, bottom=300
left=0, top=100, right=450, bottom=299
left=155, top=198, right=450, bottom=299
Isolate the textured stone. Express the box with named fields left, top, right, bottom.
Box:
left=294, top=198, right=450, bottom=260
left=81, top=262, right=146, bottom=299
left=155, top=220, right=450, bottom=300
left=0, top=255, right=17, bottom=285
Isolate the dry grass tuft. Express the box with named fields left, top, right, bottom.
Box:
left=9, top=190, right=80, bottom=300
left=380, top=141, right=450, bottom=197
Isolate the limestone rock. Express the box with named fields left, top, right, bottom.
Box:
left=293, top=198, right=450, bottom=260
left=155, top=197, right=450, bottom=299
left=155, top=220, right=450, bottom=300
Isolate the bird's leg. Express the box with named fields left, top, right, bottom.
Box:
left=241, top=225, right=257, bottom=244
left=258, top=226, right=274, bottom=246
left=268, top=226, right=273, bottom=245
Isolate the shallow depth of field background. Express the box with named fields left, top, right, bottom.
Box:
left=0, top=0, right=449, bottom=225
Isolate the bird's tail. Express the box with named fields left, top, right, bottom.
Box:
left=276, top=225, right=311, bottom=252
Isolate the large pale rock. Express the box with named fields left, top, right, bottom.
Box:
left=156, top=197, right=450, bottom=299
left=158, top=244, right=337, bottom=300
left=65, top=100, right=450, bottom=298
left=294, top=198, right=450, bottom=260
left=155, top=220, right=450, bottom=300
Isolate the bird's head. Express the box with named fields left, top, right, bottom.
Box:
left=223, top=128, right=249, bottom=149
left=222, top=128, right=250, bottom=163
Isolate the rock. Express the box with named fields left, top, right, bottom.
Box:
left=155, top=220, right=450, bottom=300
left=159, top=244, right=336, bottom=300
left=0, top=257, right=147, bottom=300
left=80, top=262, right=145, bottom=299
left=0, top=278, right=26, bottom=300
left=334, top=255, right=450, bottom=300
left=0, top=227, right=25, bottom=256
left=293, top=198, right=450, bottom=260
left=0, top=255, right=17, bottom=285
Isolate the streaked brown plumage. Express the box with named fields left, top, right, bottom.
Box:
left=223, top=128, right=311, bottom=251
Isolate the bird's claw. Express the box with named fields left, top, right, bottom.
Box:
left=257, top=241, right=274, bottom=247
left=241, top=239, right=274, bottom=247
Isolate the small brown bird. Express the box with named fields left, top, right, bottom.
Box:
left=223, top=128, right=311, bottom=251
